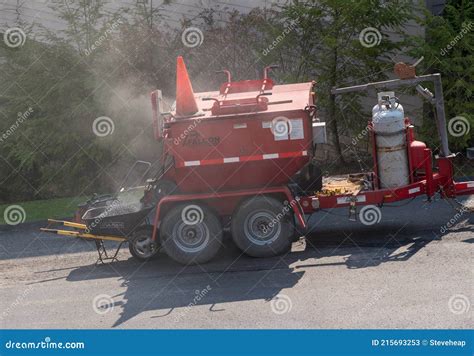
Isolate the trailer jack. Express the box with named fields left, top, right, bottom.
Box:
left=93, top=239, right=125, bottom=265
left=41, top=219, right=127, bottom=265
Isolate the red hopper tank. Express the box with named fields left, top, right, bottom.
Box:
left=152, top=57, right=316, bottom=194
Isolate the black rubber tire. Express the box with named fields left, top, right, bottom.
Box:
left=231, top=196, right=294, bottom=257
left=160, top=203, right=223, bottom=265
left=128, top=226, right=160, bottom=261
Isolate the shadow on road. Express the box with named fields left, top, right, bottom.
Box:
left=3, top=196, right=471, bottom=327
left=63, top=227, right=438, bottom=327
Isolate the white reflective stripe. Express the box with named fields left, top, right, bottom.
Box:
left=408, top=187, right=421, bottom=195
left=181, top=151, right=307, bottom=167
left=233, top=123, right=247, bottom=129
left=263, top=153, right=279, bottom=159
left=224, top=157, right=240, bottom=163
left=336, top=195, right=366, bottom=205
left=184, top=161, right=200, bottom=167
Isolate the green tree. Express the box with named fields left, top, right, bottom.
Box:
left=0, top=0, right=169, bottom=203
left=0, top=1, right=122, bottom=203
left=269, top=0, right=417, bottom=163
left=413, top=0, right=474, bottom=152
left=0, top=36, right=112, bottom=202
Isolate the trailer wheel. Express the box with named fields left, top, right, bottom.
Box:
left=231, top=196, right=294, bottom=257
left=129, top=226, right=159, bottom=260
left=161, top=204, right=223, bottom=265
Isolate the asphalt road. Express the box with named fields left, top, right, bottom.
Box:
left=1, top=196, right=472, bottom=329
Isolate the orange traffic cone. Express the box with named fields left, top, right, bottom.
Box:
left=175, top=56, right=199, bottom=117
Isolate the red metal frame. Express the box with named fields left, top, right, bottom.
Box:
left=369, top=122, right=380, bottom=190
left=297, top=150, right=473, bottom=214
left=149, top=114, right=473, bottom=243
left=150, top=144, right=473, bottom=242
left=406, top=124, right=415, bottom=184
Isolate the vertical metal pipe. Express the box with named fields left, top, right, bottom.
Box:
left=433, top=74, right=451, bottom=157
left=424, top=148, right=434, bottom=199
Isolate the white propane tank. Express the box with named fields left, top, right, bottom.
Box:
left=372, top=93, right=409, bottom=188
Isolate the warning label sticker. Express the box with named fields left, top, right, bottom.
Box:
left=264, top=117, right=305, bottom=141
left=289, top=119, right=304, bottom=140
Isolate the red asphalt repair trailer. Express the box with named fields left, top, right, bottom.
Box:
left=43, top=56, right=473, bottom=265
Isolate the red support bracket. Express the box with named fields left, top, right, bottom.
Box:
left=423, top=148, right=434, bottom=198
left=454, top=181, right=474, bottom=196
